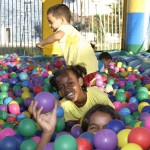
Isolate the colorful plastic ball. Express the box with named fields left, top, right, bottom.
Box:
left=0, top=104, right=7, bottom=112
left=8, top=103, right=20, bottom=115
left=53, top=135, right=77, bottom=150
left=54, top=60, right=63, bottom=68
left=106, top=119, right=125, bottom=134
left=127, top=88, right=136, bottom=96
left=119, top=108, right=131, bottom=119
left=95, top=79, right=103, bottom=87
left=34, top=91, right=55, bottom=113
left=138, top=112, right=150, bottom=121
left=116, top=93, right=126, bottom=102
left=55, top=118, right=65, bottom=133
left=32, top=136, right=41, bottom=143
left=79, top=132, right=94, bottom=145
left=33, top=85, right=43, bottom=95
left=14, top=134, right=25, bottom=145
left=57, top=106, right=64, bottom=118
left=43, top=142, right=54, bottom=150
left=0, top=92, right=8, bottom=100
left=95, top=74, right=102, bottom=80
left=128, top=127, right=150, bottom=150
left=0, top=111, right=8, bottom=120
left=0, top=136, right=18, bottom=150
left=0, top=83, right=9, bottom=92
left=141, top=106, right=150, bottom=113
left=93, top=129, right=117, bottom=150
left=138, top=102, right=149, bottom=113
left=144, top=116, right=150, bottom=129
left=71, top=124, right=83, bottom=138
left=121, top=143, right=143, bottom=150
left=56, top=131, right=71, bottom=139
left=77, top=138, right=92, bottom=150
left=21, top=91, right=31, bottom=100
left=18, top=118, right=37, bottom=137
left=23, top=97, right=33, bottom=108
left=127, top=102, right=138, bottom=113
left=129, top=96, right=139, bottom=104
left=117, top=129, right=131, bottom=148
left=20, top=139, right=37, bottom=150
left=113, top=101, right=122, bottom=111
left=18, top=72, right=28, bottom=81
left=136, top=91, right=148, bottom=102
left=0, top=128, right=16, bottom=140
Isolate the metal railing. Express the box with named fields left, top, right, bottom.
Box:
left=0, top=0, right=124, bottom=55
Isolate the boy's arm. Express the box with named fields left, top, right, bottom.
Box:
left=37, top=30, right=65, bottom=48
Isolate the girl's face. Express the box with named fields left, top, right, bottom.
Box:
left=87, top=111, right=112, bottom=134
left=47, top=13, right=62, bottom=32
left=56, top=71, right=84, bottom=103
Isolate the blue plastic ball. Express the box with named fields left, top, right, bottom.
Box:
left=57, top=106, right=64, bottom=118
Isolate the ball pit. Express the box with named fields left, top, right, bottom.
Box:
left=0, top=52, right=149, bottom=149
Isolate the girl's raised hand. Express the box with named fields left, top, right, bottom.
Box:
left=31, top=101, right=57, bottom=134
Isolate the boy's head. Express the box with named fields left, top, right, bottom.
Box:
left=98, top=52, right=112, bottom=68
left=47, top=4, right=71, bottom=31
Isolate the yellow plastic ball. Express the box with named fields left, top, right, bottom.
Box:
left=121, top=143, right=143, bottom=150
left=117, top=129, right=131, bottom=148
left=9, top=100, right=18, bottom=105
left=46, top=62, right=51, bottom=65
left=21, top=92, right=31, bottom=100
left=105, top=85, right=113, bottom=93
left=117, top=62, right=122, bottom=68
left=138, top=102, right=149, bottom=113
left=134, top=121, right=142, bottom=128
left=127, top=66, right=132, bottom=72
left=16, top=57, right=20, bottom=61
left=22, top=111, right=31, bottom=118
left=0, top=119, right=4, bottom=124
left=145, top=84, right=150, bottom=90
left=122, top=71, right=128, bottom=77
left=22, top=87, right=30, bottom=92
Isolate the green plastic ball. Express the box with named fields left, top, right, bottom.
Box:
left=116, top=92, right=126, bottom=102
left=136, top=91, right=148, bottom=102
left=53, top=135, right=77, bottom=150
left=20, top=139, right=37, bottom=150
left=55, top=118, right=65, bottom=133
left=18, top=118, right=37, bottom=137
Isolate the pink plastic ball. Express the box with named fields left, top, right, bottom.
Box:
left=9, top=103, right=20, bottom=115
left=0, top=128, right=16, bottom=140
left=145, top=116, right=150, bottom=130
left=118, top=81, right=125, bottom=87
left=113, top=101, right=122, bottom=111
left=128, top=74, right=136, bottom=82
left=95, top=74, right=102, bottom=80
left=96, top=79, right=103, bottom=87
left=32, top=136, right=41, bottom=143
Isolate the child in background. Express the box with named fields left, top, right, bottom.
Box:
left=31, top=103, right=118, bottom=150
left=98, top=52, right=112, bottom=72
left=81, top=104, right=120, bottom=134
left=37, top=4, right=98, bottom=86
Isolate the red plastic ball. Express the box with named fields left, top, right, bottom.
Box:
left=76, top=138, right=92, bottom=150
left=33, top=85, right=43, bottom=94
left=128, top=127, right=150, bottom=150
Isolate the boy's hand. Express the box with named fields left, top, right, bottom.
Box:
left=36, top=43, right=44, bottom=49
left=31, top=101, right=57, bottom=134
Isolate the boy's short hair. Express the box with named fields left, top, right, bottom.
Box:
left=47, top=4, right=71, bottom=23
left=98, top=52, right=112, bottom=60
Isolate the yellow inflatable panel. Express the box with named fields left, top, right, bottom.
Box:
left=127, top=0, right=150, bottom=13
left=42, top=0, right=63, bottom=56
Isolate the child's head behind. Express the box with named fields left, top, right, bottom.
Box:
left=98, top=52, right=112, bottom=67
left=50, top=65, right=87, bottom=101
left=81, top=104, right=120, bottom=134
left=47, top=4, right=71, bottom=23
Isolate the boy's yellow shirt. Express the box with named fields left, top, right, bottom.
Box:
left=57, top=24, right=98, bottom=75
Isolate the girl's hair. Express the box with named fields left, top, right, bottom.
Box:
left=81, top=104, right=120, bottom=132
left=50, top=65, right=87, bottom=91
left=47, top=4, right=71, bottom=23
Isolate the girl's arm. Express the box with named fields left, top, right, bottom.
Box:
left=37, top=30, right=65, bottom=48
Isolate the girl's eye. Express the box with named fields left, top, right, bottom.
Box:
left=68, top=81, right=73, bottom=86
left=58, top=86, right=63, bottom=90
